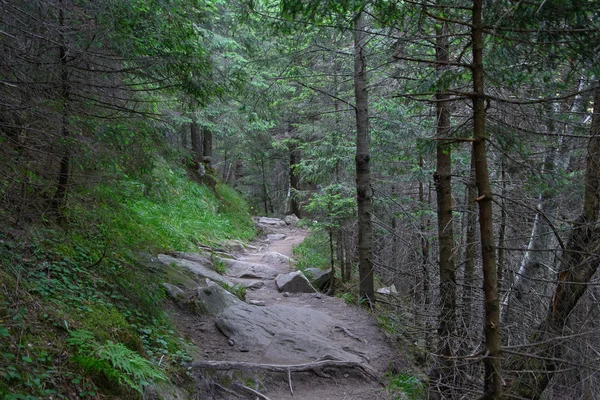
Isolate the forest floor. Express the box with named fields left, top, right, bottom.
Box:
left=166, top=221, right=400, bottom=399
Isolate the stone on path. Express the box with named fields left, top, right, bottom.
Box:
left=162, top=283, right=185, bottom=300
left=194, top=280, right=242, bottom=316
left=247, top=300, right=266, bottom=306
left=266, top=233, right=286, bottom=241
left=215, top=303, right=333, bottom=349
left=261, top=330, right=361, bottom=364
left=304, top=268, right=333, bottom=292
left=158, top=254, right=235, bottom=287
left=258, top=217, right=286, bottom=226
left=218, top=257, right=279, bottom=279
left=275, top=271, right=316, bottom=293
left=260, top=251, right=294, bottom=266
left=284, top=214, right=300, bottom=227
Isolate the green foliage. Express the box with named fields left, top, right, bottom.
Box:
left=67, top=329, right=167, bottom=393
left=219, top=283, right=247, bottom=301
left=386, top=372, right=425, bottom=400
left=339, top=292, right=356, bottom=305
left=292, top=232, right=330, bottom=271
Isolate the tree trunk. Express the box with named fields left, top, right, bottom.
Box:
left=52, top=1, right=70, bottom=226
left=353, top=10, right=374, bottom=304
left=431, top=15, right=457, bottom=399
left=191, top=120, right=202, bottom=164
left=511, top=80, right=600, bottom=400
left=472, top=0, right=503, bottom=397
left=203, top=126, right=213, bottom=170
left=289, top=143, right=302, bottom=217
left=462, top=150, right=477, bottom=329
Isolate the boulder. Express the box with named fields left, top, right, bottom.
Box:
left=261, top=330, right=360, bottom=364
left=284, top=214, right=300, bottom=227
left=266, top=233, right=286, bottom=241
left=217, top=257, right=279, bottom=279
left=239, top=280, right=264, bottom=290
left=216, top=303, right=333, bottom=349
left=162, top=283, right=185, bottom=300
left=170, top=252, right=211, bottom=265
left=376, top=284, right=398, bottom=295
left=275, top=271, right=316, bottom=293
left=304, top=268, right=333, bottom=291
left=193, top=280, right=242, bottom=316
left=157, top=254, right=235, bottom=287
left=258, top=217, right=286, bottom=226
left=260, top=251, right=294, bottom=266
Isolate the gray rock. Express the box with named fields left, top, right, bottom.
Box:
left=216, top=303, right=333, bottom=349
left=284, top=214, right=300, bottom=227
left=260, top=251, right=294, bottom=266
left=162, top=283, right=185, bottom=300
left=240, top=280, right=264, bottom=289
left=261, top=330, right=360, bottom=364
left=267, top=233, right=286, bottom=241
left=376, top=284, right=398, bottom=295
left=258, top=217, right=286, bottom=226
left=221, top=239, right=247, bottom=252
left=275, top=271, right=316, bottom=293
left=218, top=258, right=279, bottom=279
left=157, top=254, right=235, bottom=287
left=304, top=268, right=333, bottom=291
left=194, top=280, right=241, bottom=315
left=171, top=252, right=211, bottom=265
left=247, top=300, right=266, bottom=306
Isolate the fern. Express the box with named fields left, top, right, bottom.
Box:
left=68, top=329, right=167, bottom=393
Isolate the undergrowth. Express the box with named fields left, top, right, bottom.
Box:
left=0, top=161, right=254, bottom=399
left=292, top=231, right=330, bottom=272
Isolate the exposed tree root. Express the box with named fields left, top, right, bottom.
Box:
left=189, top=355, right=381, bottom=396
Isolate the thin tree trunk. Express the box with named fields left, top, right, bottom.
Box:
left=463, top=150, right=477, bottom=329
left=353, top=10, right=374, bottom=304
left=203, top=126, right=213, bottom=169
left=191, top=120, right=202, bottom=164
left=431, top=15, right=457, bottom=399
left=289, top=143, right=301, bottom=217
left=472, top=1, right=502, bottom=397
left=52, top=1, right=70, bottom=225
left=329, top=228, right=336, bottom=295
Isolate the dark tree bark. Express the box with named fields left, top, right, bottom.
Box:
left=191, top=120, right=202, bottom=164
left=463, top=150, right=477, bottom=329
left=203, top=126, right=213, bottom=170
left=431, top=16, right=457, bottom=399
left=52, top=1, right=71, bottom=226
left=353, top=10, right=374, bottom=304
left=289, top=143, right=302, bottom=217
left=471, top=0, right=503, bottom=397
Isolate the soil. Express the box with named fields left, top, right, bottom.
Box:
left=166, top=222, right=399, bottom=400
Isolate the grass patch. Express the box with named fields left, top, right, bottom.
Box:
left=386, top=372, right=426, bottom=399
left=292, top=231, right=330, bottom=272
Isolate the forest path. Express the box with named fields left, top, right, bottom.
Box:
left=166, top=219, right=396, bottom=400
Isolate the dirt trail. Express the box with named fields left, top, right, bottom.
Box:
left=168, top=222, right=396, bottom=400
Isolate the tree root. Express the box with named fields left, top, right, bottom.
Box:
left=189, top=355, right=381, bottom=395
left=334, top=325, right=367, bottom=344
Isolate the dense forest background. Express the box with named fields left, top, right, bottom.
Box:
left=1, top=0, right=600, bottom=399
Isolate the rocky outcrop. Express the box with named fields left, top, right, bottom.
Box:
left=258, top=217, right=286, bottom=226
left=275, top=271, right=316, bottom=293
left=194, top=280, right=242, bottom=316
left=304, top=268, right=332, bottom=292
left=217, top=257, right=279, bottom=279
left=215, top=303, right=333, bottom=349
left=260, top=251, right=294, bottom=266
left=157, top=254, right=235, bottom=287
left=162, top=283, right=185, bottom=300
left=284, top=214, right=300, bottom=227
left=261, top=330, right=360, bottom=364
